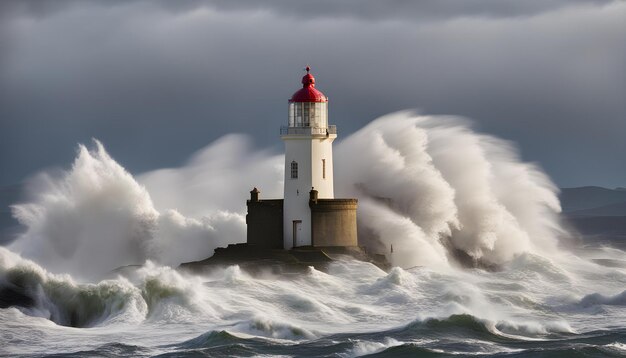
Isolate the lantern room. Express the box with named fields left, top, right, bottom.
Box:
left=288, top=67, right=328, bottom=128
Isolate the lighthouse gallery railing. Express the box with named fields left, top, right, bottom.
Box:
left=280, top=125, right=336, bottom=136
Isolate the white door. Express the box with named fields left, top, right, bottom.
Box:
left=293, top=220, right=302, bottom=248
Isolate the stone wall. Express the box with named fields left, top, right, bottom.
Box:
left=309, top=198, right=358, bottom=247
left=246, top=197, right=284, bottom=248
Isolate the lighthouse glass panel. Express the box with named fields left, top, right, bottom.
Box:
left=303, top=104, right=310, bottom=126
left=288, top=103, right=295, bottom=127
left=288, top=102, right=328, bottom=128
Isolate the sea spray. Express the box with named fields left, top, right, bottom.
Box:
left=9, top=140, right=244, bottom=278
left=138, top=134, right=284, bottom=216
left=139, top=112, right=565, bottom=269
left=10, top=141, right=158, bottom=278
left=335, top=112, right=564, bottom=267
left=1, top=113, right=625, bottom=357
left=9, top=113, right=566, bottom=275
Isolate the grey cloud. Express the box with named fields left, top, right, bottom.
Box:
left=0, top=0, right=624, bottom=188
left=202, top=0, right=617, bottom=21
left=0, top=0, right=617, bottom=21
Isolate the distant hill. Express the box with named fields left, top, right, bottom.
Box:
left=559, top=186, right=626, bottom=248
left=568, top=201, right=626, bottom=217
left=559, top=186, right=626, bottom=214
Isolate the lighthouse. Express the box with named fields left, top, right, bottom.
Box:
left=246, top=68, right=357, bottom=251
left=282, top=67, right=337, bottom=249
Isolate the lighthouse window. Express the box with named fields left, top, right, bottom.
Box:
left=291, top=161, right=298, bottom=179
left=322, top=159, right=326, bottom=179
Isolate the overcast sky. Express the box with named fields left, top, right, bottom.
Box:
left=1, top=0, right=624, bottom=188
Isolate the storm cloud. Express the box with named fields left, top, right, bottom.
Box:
left=0, top=0, right=624, bottom=187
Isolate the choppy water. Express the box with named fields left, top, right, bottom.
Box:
left=2, top=245, right=625, bottom=357
left=2, top=113, right=625, bottom=356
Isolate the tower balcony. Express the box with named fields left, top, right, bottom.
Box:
left=280, top=125, right=337, bottom=136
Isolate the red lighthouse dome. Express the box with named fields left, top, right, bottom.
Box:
left=289, top=67, right=327, bottom=103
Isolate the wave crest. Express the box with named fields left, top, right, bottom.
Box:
left=336, top=112, right=564, bottom=268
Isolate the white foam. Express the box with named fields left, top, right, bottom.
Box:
left=344, top=337, right=402, bottom=357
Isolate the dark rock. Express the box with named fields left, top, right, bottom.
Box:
left=178, top=243, right=390, bottom=275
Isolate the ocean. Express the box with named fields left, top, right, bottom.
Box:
left=2, top=248, right=625, bottom=357
left=2, top=113, right=625, bottom=357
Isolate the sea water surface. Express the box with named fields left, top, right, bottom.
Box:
left=2, top=247, right=625, bottom=357
left=2, top=113, right=625, bottom=357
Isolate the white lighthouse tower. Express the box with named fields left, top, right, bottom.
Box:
left=245, top=68, right=356, bottom=250
left=282, top=67, right=337, bottom=249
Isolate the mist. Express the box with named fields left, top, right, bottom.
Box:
left=335, top=112, right=563, bottom=268
left=1, top=1, right=625, bottom=188
left=7, top=112, right=565, bottom=277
